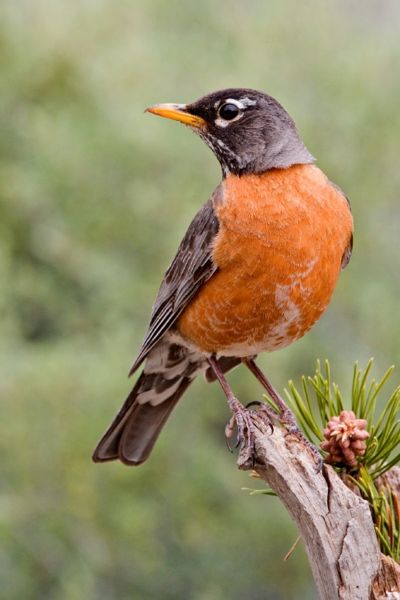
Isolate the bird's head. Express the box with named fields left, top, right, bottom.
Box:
left=146, top=88, right=314, bottom=177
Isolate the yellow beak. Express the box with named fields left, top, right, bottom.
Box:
left=145, top=103, right=206, bottom=129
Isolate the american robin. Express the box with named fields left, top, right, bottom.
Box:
left=92, top=88, right=353, bottom=467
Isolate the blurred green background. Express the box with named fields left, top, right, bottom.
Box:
left=1, top=1, right=400, bottom=598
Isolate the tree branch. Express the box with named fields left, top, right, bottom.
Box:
left=237, top=415, right=400, bottom=599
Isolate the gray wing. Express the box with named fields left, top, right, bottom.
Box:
left=329, top=180, right=353, bottom=270
left=129, top=186, right=221, bottom=375
left=341, top=232, right=353, bottom=269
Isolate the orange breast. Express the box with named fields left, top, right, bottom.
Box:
left=177, top=164, right=353, bottom=356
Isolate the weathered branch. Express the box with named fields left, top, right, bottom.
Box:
left=237, top=415, right=400, bottom=599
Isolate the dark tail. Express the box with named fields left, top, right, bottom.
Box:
left=92, top=342, right=200, bottom=465
left=92, top=341, right=244, bottom=466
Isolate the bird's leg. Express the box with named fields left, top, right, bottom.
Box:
left=207, top=356, right=257, bottom=466
left=242, top=357, right=322, bottom=470
left=242, top=357, right=298, bottom=427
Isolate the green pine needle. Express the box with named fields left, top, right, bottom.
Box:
left=283, top=359, right=400, bottom=478
left=241, top=487, right=277, bottom=497
left=353, top=467, right=400, bottom=561
left=257, top=359, right=400, bottom=562
left=277, top=359, right=400, bottom=562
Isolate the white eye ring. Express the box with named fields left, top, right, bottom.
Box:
left=214, top=97, right=257, bottom=128
left=215, top=98, right=245, bottom=128
left=218, top=102, right=240, bottom=120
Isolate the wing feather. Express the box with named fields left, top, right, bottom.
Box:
left=129, top=186, right=222, bottom=375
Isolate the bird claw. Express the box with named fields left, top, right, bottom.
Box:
left=225, top=398, right=278, bottom=464
left=279, top=409, right=323, bottom=472
left=245, top=400, right=263, bottom=409
left=235, top=408, right=257, bottom=468
left=241, top=358, right=322, bottom=470
left=224, top=416, right=237, bottom=451
left=224, top=397, right=258, bottom=468
left=226, top=401, right=322, bottom=472
left=246, top=400, right=275, bottom=434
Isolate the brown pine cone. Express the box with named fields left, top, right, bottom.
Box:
left=320, top=410, right=370, bottom=468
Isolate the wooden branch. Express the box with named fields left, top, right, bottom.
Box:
left=372, top=468, right=400, bottom=599
left=236, top=415, right=400, bottom=599
left=371, top=555, right=400, bottom=600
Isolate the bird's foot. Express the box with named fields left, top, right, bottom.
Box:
left=278, top=407, right=323, bottom=472
left=245, top=400, right=275, bottom=433
left=225, top=395, right=258, bottom=469
left=241, top=358, right=322, bottom=472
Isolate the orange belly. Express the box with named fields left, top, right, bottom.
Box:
left=177, top=164, right=353, bottom=356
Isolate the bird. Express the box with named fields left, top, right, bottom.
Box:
left=92, top=88, right=353, bottom=467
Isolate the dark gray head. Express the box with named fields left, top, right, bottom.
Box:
left=146, top=88, right=314, bottom=177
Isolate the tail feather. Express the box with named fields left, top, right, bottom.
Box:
left=92, top=341, right=200, bottom=465
left=120, top=378, right=192, bottom=465
left=92, top=339, right=244, bottom=466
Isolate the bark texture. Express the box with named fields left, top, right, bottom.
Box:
left=237, top=416, right=400, bottom=599
left=371, top=555, right=400, bottom=599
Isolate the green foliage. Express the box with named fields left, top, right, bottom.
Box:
left=355, top=467, right=400, bottom=561
left=242, top=487, right=277, bottom=497
left=284, top=360, right=400, bottom=561
left=285, top=359, right=400, bottom=478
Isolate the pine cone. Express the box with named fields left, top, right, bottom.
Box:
left=320, top=410, right=369, bottom=468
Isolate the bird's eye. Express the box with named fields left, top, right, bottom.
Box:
left=218, top=102, right=240, bottom=121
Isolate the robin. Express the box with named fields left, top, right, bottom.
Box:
left=92, top=88, right=353, bottom=467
